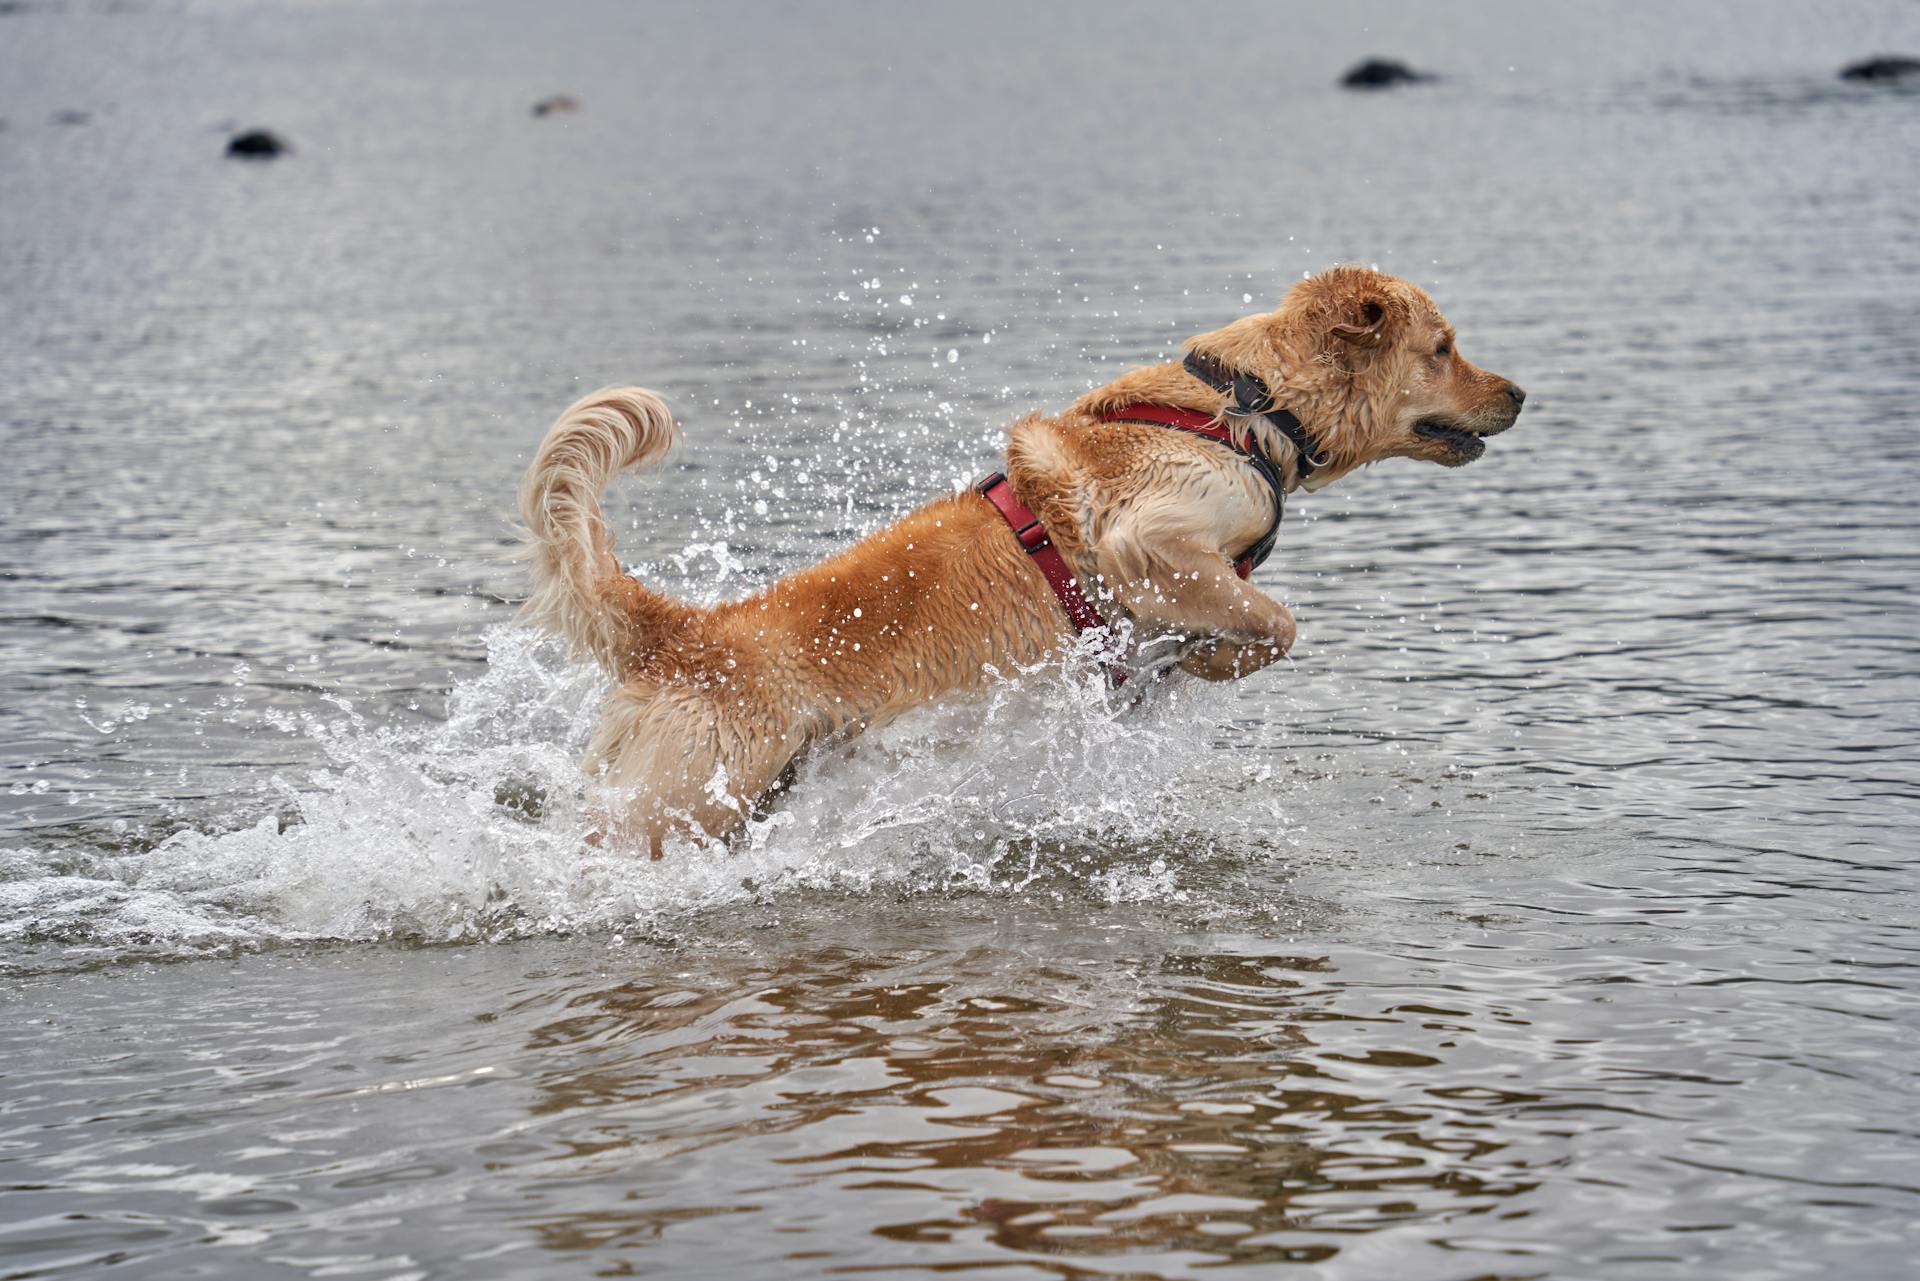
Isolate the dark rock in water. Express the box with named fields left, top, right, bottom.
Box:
left=51, top=109, right=91, bottom=126
left=531, top=95, right=580, bottom=117
left=227, top=129, right=288, bottom=159
left=1341, top=58, right=1429, bottom=90
left=1839, top=55, right=1920, bottom=82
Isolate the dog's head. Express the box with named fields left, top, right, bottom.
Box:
left=1189, top=266, right=1524, bottom=488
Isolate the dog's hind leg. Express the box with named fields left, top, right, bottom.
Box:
left=585, top=685, right=808, bottom=858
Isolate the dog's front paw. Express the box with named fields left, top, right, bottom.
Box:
left=1178, top=634, right=1290, bottom=681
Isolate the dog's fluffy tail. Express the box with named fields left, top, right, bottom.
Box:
left=517, top=386, right=686, bottom=676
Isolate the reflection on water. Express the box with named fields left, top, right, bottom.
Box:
left=6, top=885, right=1916, bottom=1277
left=514, top=946, right=1523, bottom=1271
left=4, top=0, right=1920, bottom=1276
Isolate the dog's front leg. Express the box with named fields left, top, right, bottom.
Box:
left=1095, top=540, right=1295, bottom=681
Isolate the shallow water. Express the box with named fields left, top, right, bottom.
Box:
left=4, top=1, right=1920, bottom=1276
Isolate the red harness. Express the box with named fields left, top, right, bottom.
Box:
left=976, top=471, right=1107, bottom=627
left=977, top=402, right=1280, bottom=682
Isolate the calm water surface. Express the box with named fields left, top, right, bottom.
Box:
left=3, top=1, right=1919, bottom=1277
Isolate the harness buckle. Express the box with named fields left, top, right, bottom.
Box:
left=978, top=473, right=1051, bottom=554
left=1229, top=373, right=1271, bottom=420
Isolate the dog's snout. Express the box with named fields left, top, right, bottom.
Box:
left=1503, top=381, right=1527, bottom=410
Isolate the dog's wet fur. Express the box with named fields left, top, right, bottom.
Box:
left=518, top=266, right=1524, bottom=855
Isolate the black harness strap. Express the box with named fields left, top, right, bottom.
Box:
left=1231, top=436, right=1287, bottom=574
left=1182, top=350, right=1325, bottom=484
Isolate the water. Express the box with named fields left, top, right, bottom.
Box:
left=4, top=1, right=1919, bottom=1276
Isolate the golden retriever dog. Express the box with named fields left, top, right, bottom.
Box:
left=518, top=266, right=1524, bottom=854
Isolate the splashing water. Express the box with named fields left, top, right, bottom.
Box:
left=1, top=625, right=1293, bottom=966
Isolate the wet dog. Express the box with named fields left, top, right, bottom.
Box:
left=518, top=266, right=1524, bottom=854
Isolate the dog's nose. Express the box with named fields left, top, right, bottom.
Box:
left=1503, top=381, right=1527, bottom=410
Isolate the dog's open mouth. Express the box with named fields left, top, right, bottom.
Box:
left=1413, top=420, right=1488, bottom=464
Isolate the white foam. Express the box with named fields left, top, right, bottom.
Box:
left=2, top=626, right=1294, bottom=960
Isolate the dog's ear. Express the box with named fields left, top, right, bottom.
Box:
left=1330, top=297, right=1391, bottom=349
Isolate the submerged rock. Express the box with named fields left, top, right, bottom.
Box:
left=226, top=129, right=288, bottom=159
left=1839, top=55, right=1920, bottom=82
left=531, top=95, right=580, bottom=117
left=51, top=109, right=91, bottom=126
left=1340, top=58, right=1429, bottom=90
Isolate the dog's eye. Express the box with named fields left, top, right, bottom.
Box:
left=1434, top=342, right=1451, bottom=358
